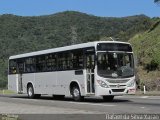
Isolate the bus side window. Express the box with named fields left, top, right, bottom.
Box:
left=86, top=55, right=95, bottom=69
left=9, top=60, right=17, bottom=74
left=57, top=53, right=63, bottom=70
left=46, top=54, right=57, bottom=71
left=36, top=55, right=47, bottom=72
left=17, top=59, right=25, bottom=74
left=72, top=49, right=84, bottom=70
left=25, top=57, right=36, bottom=73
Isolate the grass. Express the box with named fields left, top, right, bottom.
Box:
left=135, top=90, right=160, bottom=96
left=0, top=114, right=19, bottom=120
left=0, top=90, right=15, bottom=94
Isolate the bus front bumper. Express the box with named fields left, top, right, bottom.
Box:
left=95, top=85, right=136, bottom=96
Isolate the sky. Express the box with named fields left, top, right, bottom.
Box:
left=0, top=0, right=160, bottom=17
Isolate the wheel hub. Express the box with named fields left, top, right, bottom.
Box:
left=28, top=87, right=33, bottom=96
left=73, top=88, right=79, bottom=97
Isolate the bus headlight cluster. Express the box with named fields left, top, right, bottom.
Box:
left=97, top=80, right=109, bottom=88
left=127, top=80, right=135, bottom=87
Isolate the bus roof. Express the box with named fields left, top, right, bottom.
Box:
left=9, top=41, right=131, bottom=59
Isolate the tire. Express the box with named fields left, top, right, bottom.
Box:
left=71, top=85, right=84, bottom=102
left=27, top=84, right=41, bottom=99
left=53, top=95, right=65, bottom=100
left=103, top=96, right=114, bottom=102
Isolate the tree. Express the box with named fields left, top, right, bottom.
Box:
left=70, top=26, right=78, bottom=44
left=154, top=0, right=160, bottom=4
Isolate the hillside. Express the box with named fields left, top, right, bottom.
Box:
left=0, top=11, right=152, bottom=88
left=129, top=19, right=160, bottom=90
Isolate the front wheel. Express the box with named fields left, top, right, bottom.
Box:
left=103, top=96, right=114, bottom=102
left=71, top=86, right=84, bottom=101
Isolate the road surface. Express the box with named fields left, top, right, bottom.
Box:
left=0, top=94, right=160, bottom=119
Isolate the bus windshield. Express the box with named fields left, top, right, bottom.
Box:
left=97, top=52, right=134, bottom=78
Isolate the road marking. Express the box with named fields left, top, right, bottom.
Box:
left=147, top=97, right=160, bottom=100
left=140, top=107, right=145, bottom=109
left=116, top=96, right=160, bottom=99
left=140, top=96, right=149, bottom=98
left=68, top=102, right=116, bottom=107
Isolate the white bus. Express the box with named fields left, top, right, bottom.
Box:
left=8, top=41, right=136, bottom=101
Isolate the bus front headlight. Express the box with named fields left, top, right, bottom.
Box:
left=97, top=80, right=109, bottom=88
left=127, top=80, right=135, bottom=87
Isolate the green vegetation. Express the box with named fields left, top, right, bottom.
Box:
left=130, top=19, right=160, bottom=71
left=0, top=90, right=15, bottom=94
left=0, top=11, right=152, bottom=88
left=154, top=0, right=160, bottom=3
left=135, top=91, right=160, bottom=96
left=129, top=19, right=160, bottom=90
left=0, top=114, right=19, bottom=120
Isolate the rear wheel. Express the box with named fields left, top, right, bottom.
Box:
left=103, top=96, right=114, bottom=102
left=71, top=86, right=84, bottom=101
left=27, top=84, right=41, bottom=99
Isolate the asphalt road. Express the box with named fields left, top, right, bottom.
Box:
left=0, top=94, right=160, bottom=120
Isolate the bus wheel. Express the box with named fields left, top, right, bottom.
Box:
left=103, top=96, right=114, bottom=102
left=27, top=85, right=35, bottom=99
left=72, top=86, right=84, bottom=102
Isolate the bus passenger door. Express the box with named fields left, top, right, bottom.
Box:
left=85, top=50, right=95, bottom=94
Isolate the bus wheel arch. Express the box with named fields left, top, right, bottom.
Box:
left=27, top=82, right=33, bottom=89
left=70, top=81, right=84, bottom=101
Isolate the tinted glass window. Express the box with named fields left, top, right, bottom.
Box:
left=9, top=49, right=86, bottom=74
left=36, top=55, right=46, bottom=72
left=9, top=60, right=17, bottom=74
left=97, top=43, right=132, bottom=52
left=17, top=59, right=25, bottom=73
left=57, top=49, right=84, bottom=70
left=46, top=54, right=57, bottom=71
left=72, top=50, right=84, bottom=69
left=25, top=57, right=36, bottom=73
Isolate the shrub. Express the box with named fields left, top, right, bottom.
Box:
left=145, top=60, right=159, bottom=71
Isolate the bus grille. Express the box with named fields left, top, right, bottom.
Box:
left=109, top=85, right=126, bottom=88
left=106, top=79, right=129, bottom=83
left=112, top=89, right=125, bottom=92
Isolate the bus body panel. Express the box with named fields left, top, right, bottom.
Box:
left=21, top=73, right=35, bottom=94
left=8, top=74, right=18, bottom=93
left=34, top=72, right=57, bottom=94
left=56, top=70, right=85, bottom=96
left=8, top=71, right=86, bottom=96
